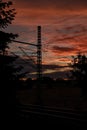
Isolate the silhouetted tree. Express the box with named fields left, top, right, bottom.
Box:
left=69, top=53, right=87, bottom=80
left=68, top=53, right=87, bottom=98
left=0, top=1, right=24, bottom=121
left=0, top=0, right=22, bottom=82
left=0, top=0, right=18, bottom=54
left=0, top=55, right=23, bottom=81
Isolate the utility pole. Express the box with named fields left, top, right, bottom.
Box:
left=37, top=26, right=42, bottom=80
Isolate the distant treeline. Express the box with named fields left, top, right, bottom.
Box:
left=15, top=78, right=87, bottom=90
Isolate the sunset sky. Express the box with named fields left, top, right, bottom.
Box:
left=4, top=0, right=87, bottom=79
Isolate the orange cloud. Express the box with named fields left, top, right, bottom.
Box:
left=12, top=0, right=87, bottom=25
left=14, top=0, right=87, bottom=10
left=5, top=0, right=87, bottom=67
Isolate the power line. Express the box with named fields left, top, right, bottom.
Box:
left=12, top=40, right=38, bottom=47
left=11, top=26, right=42, bottom=79
left=18, top=47, right=36, bottom=64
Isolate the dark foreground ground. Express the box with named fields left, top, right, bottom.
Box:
left=16, top=81, right=87, bottom=129
left=16, top=103, right=87, bottom=129
left=2, top=80, right=87, bottom=128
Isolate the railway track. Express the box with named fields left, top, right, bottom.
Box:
left=16, top=104, right=87, bottom=127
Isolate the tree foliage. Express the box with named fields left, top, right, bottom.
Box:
left=0, top=31, right=18, bottom=54
left=0, top=0, right=22, bottom=81
left=69, top=53, right=87, bottom=80
left=0, top=0, right=18, bottom=54
left=0, top=55, right=23, bottom=81
left=0, top=0, right=16, bottom=28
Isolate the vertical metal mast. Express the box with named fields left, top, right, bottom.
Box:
left=37, top=26, right=42, bottom=79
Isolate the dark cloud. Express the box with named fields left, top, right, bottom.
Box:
left=61, top=24, right=87, bottom=33
left=14, top=0, right=87, bottom=10
left=46, top=22, right=87, bottom=46
left=53, top=46, right=76, bottom=52
left=13, top=56, right=69, bottom=79
left=42, top=64, right=65, bottom=70
left=52, top=43, right=87, bottom=56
